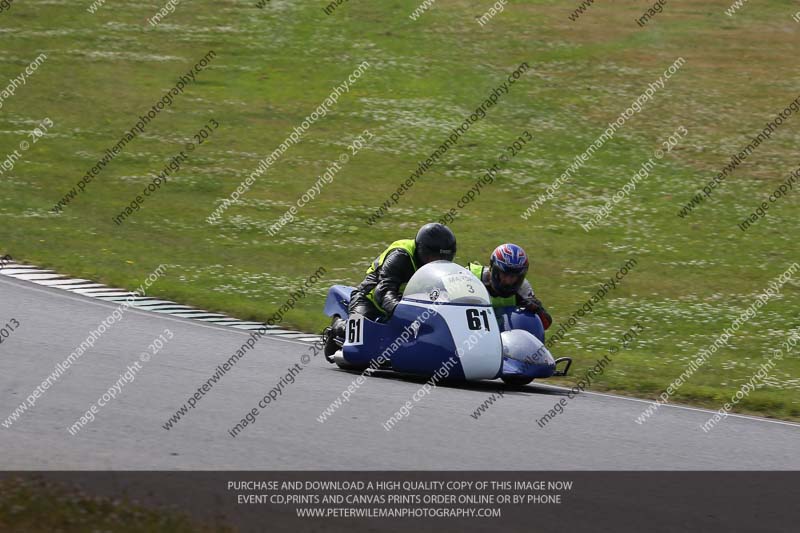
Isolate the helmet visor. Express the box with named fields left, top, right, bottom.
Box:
left=490, top=266, right=525, bottom=296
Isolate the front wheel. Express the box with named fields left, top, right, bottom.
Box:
left=501, top=375, right=533, bottom=386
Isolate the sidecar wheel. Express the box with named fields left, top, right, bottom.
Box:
left=501, top=375, right=533, bottom=386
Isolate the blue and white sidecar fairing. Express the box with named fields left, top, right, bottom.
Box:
left=323, top=261, right=570, bottom=384
left=495, top=306, right=546, bottom=343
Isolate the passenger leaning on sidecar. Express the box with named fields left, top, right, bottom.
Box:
left=468, top=243, right=552, bottom=330
left=322, top=223, right=457, bottom=359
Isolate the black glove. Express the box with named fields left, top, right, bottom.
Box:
left=525, top=299, right=552, bottom=330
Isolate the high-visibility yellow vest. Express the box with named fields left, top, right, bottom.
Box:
left=365, top=239, right=418, bottom=315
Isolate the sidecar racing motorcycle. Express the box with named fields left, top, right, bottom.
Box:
left=323, top=261, right=571, bottom=385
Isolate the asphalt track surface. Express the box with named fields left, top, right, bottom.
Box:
left=1, top=275, right=799, bottom=470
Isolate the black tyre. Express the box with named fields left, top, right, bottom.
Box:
left=501, top=375, right=533, bottom=386
left=334, top=360, right=369, bottom=371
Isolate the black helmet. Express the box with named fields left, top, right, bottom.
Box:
left=415, top=223, right=456, bottom=264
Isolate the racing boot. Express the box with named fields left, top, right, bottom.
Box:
left=322, top=317, right=345, bottom=363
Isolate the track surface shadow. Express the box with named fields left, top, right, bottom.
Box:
left=329, top=366, right=570, bottom=397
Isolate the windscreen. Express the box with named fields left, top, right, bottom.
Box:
left=403, top=261, right=491, bottom=305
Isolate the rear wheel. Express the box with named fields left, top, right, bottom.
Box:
left=501, top=375, right=533, bottom=386
left=322, top=315, right=344, bottom=364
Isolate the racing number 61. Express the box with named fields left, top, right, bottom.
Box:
left=347, top=317, right=363, bottom=345
left=465, top=309, right=491, bottom=331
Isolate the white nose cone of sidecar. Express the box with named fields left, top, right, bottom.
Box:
left=500, top=329, right=555, bottom=368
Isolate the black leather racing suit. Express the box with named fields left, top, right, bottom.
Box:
left=349, top=248, right=417, bottom=321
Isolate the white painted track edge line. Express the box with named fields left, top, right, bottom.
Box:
left=533, top=383, right=800, bottom=428
left=0, top=275, right=314, bottom=348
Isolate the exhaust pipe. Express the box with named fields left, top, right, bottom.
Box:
left=332, top=350, right=347, bottom=365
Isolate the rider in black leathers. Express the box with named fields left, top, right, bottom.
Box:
left=323, top=223, right=457, bottom=359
